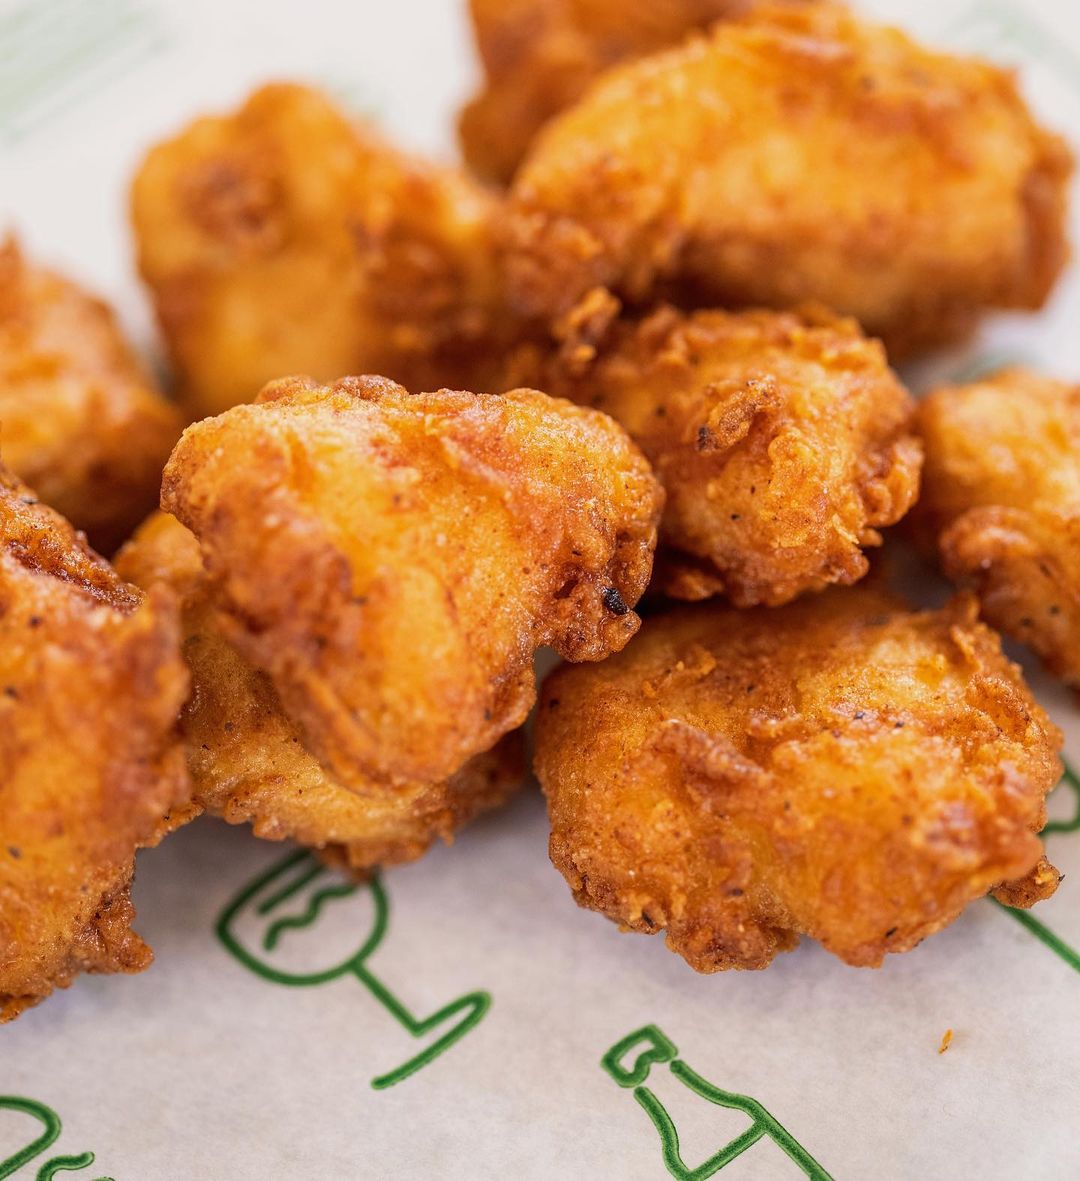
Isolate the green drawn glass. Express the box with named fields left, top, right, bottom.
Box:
left=0, top=1097, right=112, bottom=1180
left=216, top=849, right=491, bottom=1089
left=994, top=759, right=1080, bottom=974
left=601, top=1026, right=833, bottom=1180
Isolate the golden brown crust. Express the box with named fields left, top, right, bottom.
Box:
left=500, top=1, right=1072, bottom=356
left=159, top=376, right=662, bottom=790
left=131, top=82, right=510, bottom=419
left=116, top=512, right=523, bottom=873
left=915, top=368, right=1080, bottom=686
left=0, top=236, right=182, bottom=553
left=535, top=586, right=1062, bottom=971
left=459, top=0, right=759, bottom=184
left=532, top=303, right=922, bottom=605
left=0, top=467, right=189, bottom=1021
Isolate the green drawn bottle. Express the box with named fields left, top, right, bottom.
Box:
left=600, top=1027, right=833, bottom=1180
left=216, top=849, right=490, bottom=1089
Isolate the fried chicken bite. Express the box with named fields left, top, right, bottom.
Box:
left=0, top=466, right=189, bottom=1021
left=116, top=512, right=522, bottom=873
left=528, top=303, right=921, bottom=605
left=160, top=375, right=662, bottom=791
left=0, top=235, right=182, bottom=553
left=915, top=368, right=1080, bottom=686
left=130, top=83, right=510, bottom=421
left=459, top=0, right=759, bottom=185
left=535, top=586, right=1062, bottom=971
left=501, top=1, right=1072, bottom=357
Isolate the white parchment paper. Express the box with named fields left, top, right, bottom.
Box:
left=2, top=1, right=1080, bottom=1177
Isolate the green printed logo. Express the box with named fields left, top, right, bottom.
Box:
left=0, top=0, right=167, bottom=143
left=601, top=1026, right=833, bottom=1180
left=994, top=761, right=1080, bottom=973
left=216, top=850, right=490, bottom=1089
left=0, top=1097, right=112, bottom=1180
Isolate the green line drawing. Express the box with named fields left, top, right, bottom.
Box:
left=0, top=1098, right=59, bottom=1179
left=949, top=351, right=1031, bottom=385
left=993, top=759, right=1080, bottom=973
left=0, top=1097, right=112, bottom=1180
left=944, top=0, right=1080, bottom=98
left=0, top=0, right=167, bottom=144
left=1044, top=760, right=1080, bottom=836
left=601, top=1026, right=833, bottom=1179
left=994, top=904, right=1080, bottom=975
left=216, top=849, right=491, bottom=1090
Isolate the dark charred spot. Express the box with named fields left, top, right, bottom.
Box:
left=745, top=683, right=756, bottom=694
left=728, top=887, right=744, bottom=897
left=893, top=721, right=905, bottom=729
left=697, top=426, right=711, bottom=450
left=224, top=722, right=234, bottom=732
left=7, top=846, right=20, bottom=859
left=884, top=927, right=898, bottom=939
left=854, top=710, right=866, bottom=720
left=547, top=698, right=561, bottom=710
left=655, top=406, right=666, bottom=417
left=1050, top=605, right=1061, bottom=616
left=730, top=513, right=741, bottom=521
left=483, top=709, right=492, bottom=722
left=602, top=587, right=630, bottom=616
left=2, top=685, right=17, bottom=699
left=28, top=615, right=42, bottom=629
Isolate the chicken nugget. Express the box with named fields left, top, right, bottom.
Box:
left=131, top=83, right=508, bottom=420
left=915, top=368, right=1080, bottom=686
left=0, top=467, right=189, bottom=1021
left=116, top=512, right=523, bottom=873
left=531, top=303, right=921, bottom=605
left=535, top=587, right=1062, bottom=970
left=459, top=0, right=759, bottom=185
left=160, top=375, right=662, bottom=791
left=0, top=235, right=182, bottom=553
left=501, top=1, right=1072, bottom=357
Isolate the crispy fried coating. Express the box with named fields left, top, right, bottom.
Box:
left=459, top=0, right=757, bottom=185
left=0, top=236, right=182, bottom=553
left=0, top=467, right=189, bottom=1021
left=116, top=512, right=523, bottom=873
left=131, top=82, right=506, bottom=419
left=501, top=1, right=1072, bottom=357
left=530, top=303, right=922, bottom=605
left=915, top=368, right=1080, bottom=686
left=535, top=587, right=1062, bottom=970
left=161, top=375, right=662, bottom=791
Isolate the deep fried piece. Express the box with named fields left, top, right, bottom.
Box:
left=117, top=512, right=522, bottom=873
left=501, top=1, right=1072, bottom=357
left=915, top=368, right=1080, bottom=686
left=161, top=375, right=662, bottom=791
left=0, top=236, right=182, bottom=553
left=459, top=0, right=758, bottom=185
left=0, top=466, right=189, bottom=1021
left=535, top=587, right=1062, bottom=970
left=531, top=303, right=921, bottom=605
left=131, top=83, right=509, bottom=420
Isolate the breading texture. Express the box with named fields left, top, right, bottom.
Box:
left=531, top=303, right=922, bottom=605
left=131, top=83, right=506, bottom=419
left=535, top=586, right=1062, bottom=971
left=0, top=236, right=182, bottom=553
left=0, top=467, right=189, bottom=1021
left=161, top=375, right=662, bottom=791
left=501, top=1, right=1072, bottom=357
left=117, top=512, right=523, bottom=873
left=915, top=368, right=1080, bottom=686
left=459, top=0, right=757, bottom=185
